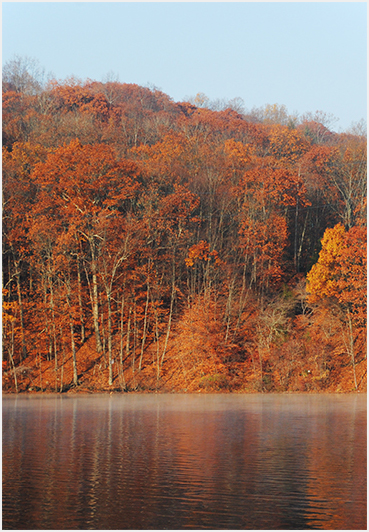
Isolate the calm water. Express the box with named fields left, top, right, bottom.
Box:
left=2, top=393, right=367, bottom=530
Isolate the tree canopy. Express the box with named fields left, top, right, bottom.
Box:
left=2, top=66, right=367, bottom=393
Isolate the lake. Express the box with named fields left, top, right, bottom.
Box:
left=2, top=393, right=367, bottom=530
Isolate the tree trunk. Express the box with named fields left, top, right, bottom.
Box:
left=132, top=301, right=137, bottom=375
left=49, top=273, right=58, bottom=391
left=90, top=240, right=103, bottom=354
left=119, top=292, right=126, bottom=390
left=15, top=265, right=27, bottom=361
left=76, top=257, right=85, bottom=343
left=224, top=275, right=235, bottom=343
left=139, top=285, right=150, bottom=371
left=9, top=321, right=18, bottom=393
left=346, top=309, right=358, bottom=390
left=107, top=292, right=113, bottom=386
left=161, top=256, right=176, bottom=367
left=69, top=314, right=78, bottom=386
left=126, top=306, right=132, bottom=374
left=60, top=325, right=65, bottom=392
left=65, top=287, right=78, bottom=386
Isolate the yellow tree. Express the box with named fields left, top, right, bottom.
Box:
left=307, top=223, right=366, bottom=389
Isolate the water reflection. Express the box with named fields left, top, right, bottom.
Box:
left=2, top=394, right=367, bottom=530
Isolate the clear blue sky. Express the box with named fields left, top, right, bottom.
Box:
left=2, top=2, right=367, bottom=131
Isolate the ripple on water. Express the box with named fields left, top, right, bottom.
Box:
left=2, top=393, right=367, bottom=530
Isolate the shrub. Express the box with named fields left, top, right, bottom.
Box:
left=198, top=373, right=229, bottom=390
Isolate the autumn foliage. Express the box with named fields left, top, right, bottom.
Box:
left=2, top=69, right=366, bottom=394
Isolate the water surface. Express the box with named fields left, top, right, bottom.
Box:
left=2, top=393, right=367, bottom=529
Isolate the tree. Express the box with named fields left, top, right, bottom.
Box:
left=2, top=73, right=366, bottom=393
left=2, top=142, right=50, bottom=362
left=307, top=223, right=367, bottom=389
left=246, top=103, right=298, bottom=127
left=31, top=139, right=141, bottom=362
left=2, top=55, right=51, bottom=95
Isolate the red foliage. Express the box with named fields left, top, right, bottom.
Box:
left=2, top=77, right=366, bottom=394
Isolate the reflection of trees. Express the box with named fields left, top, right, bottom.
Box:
left=304, top=397, right=367, bottom=529
left=2, top=396, right=367, bottom=530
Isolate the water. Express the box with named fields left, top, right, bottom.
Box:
left=2, top=393, right=367, bottom=530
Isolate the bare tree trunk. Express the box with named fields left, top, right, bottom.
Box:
left=346, top=309, right=358, bottom=390
left=49, top=274, right=58, bottom=391
left=139, top=285, right=150, bottom=371
left=41, top=273, right=52, bottom=362
left=9, top=321, right=18, bottom=393
left=39, top=352, right=43, bottom=391
left=154, top=305, right=160, bottom=380
left=233, top=261, right=250, bottom=341
left=65, top=286, right=78, bottom=386
left=76, top=257, right=85, bottom=343
left=297, top=210, right=309, bottom=273
left=224, top=275, right=235, bottom=343
left=15, top=265, right=27, bottom=361
left=60, top=326, right=65, bottom=392
left=161, top=257, right=176, bottom=367
left=89, top=239, right=103, bottom=354
left=132, top=301, right=137, bottom=376
left=126, top=306, right=132, bottom=381
left=107, top=292, right=113, bottom=386
left=100, top=311, right=107, bottom=367
left=257, top=346, right=263, bottom=392
left=119, top=292, right=126, bottom=390
left=92, top=265, right=102, bottom=353
left=294, top=196, right=299, bottom=271
left=69, top=314, right=78, bottom=386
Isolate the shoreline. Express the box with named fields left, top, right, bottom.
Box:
left=3, top=389, right=365, bottom=395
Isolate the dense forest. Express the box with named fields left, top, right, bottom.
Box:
left=2, top=57, right=367, bottom=393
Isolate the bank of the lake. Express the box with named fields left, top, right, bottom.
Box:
left=3, top=338, right=367, bottom=395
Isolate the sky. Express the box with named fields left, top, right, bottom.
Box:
left=2, top=2, right=367, bottom=131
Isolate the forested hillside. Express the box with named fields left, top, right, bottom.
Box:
left=3, top=61, right=367, bottom=393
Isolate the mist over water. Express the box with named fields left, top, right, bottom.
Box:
left=2, top=393, right=367, bottom=530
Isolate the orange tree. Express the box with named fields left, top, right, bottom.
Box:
left=29, top=139, right=142, bottom=382
left=306, top=222, right=366, bottom=389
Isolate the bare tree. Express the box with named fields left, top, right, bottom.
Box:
left=3, top=55, right=53, bottom=95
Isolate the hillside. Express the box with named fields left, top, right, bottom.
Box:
left=2, top=65, right=367, bottom=394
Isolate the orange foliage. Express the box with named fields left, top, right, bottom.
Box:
left=307, top=223, right=367, bottom=318
left=2, top=76, right=366, bottom=394
left=185, top=241, right=222, bottom=268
